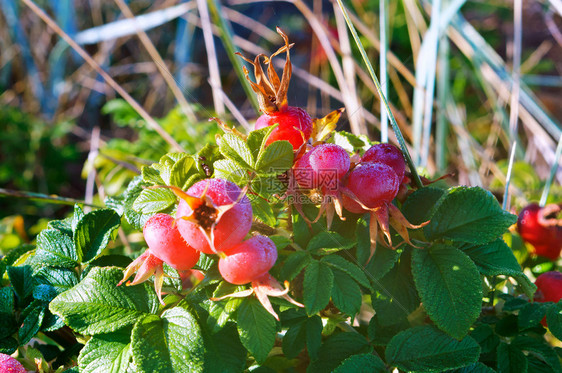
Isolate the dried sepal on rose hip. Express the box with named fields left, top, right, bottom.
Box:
left=166, top=178, right=253, bottom=255
left=237, top=27, right=313, bottom=151
left=119, top=213, right=200, bottom=304
left=213, top=235, right=303, bottom=320
left=517, top=203, right=562, bottom=260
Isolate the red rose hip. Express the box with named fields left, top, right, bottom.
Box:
left=218, top=235, right=277, bottom=285
left=143, top=213, right=200, bottom=271
left=362, top=143, right=406, bottom=180
left=176, top=179, right=252, bottom=255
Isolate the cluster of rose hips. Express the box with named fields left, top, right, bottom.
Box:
left=120, top=179, right=300, bottom=319
left=121, top=28, right=423, bottom=317
left=517, top=203, right=562, bottom=260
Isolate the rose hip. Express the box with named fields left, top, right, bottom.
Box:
left=143, top=213, right=200, bottom=271
left=342, top=162, right=400, bottom=213
left=176, top=179, right=252, bottom=255
left=218, top=235, right=277, bottom=285
left=362, top=143, right=406, bottom=180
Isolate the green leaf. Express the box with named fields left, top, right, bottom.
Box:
left=170, top=155, right=195, bottom=188
left=247, top=126, right=277, bottom=158
left=217, top=133, right=254, bottom=170
left=511, top=336, right=562, bottom=372
left=131, top=306, right=205, bottom=373
left=518, top=303, right=548, bottom=330
left=402, top=187, right=446, bottom=226
left=254, top=140, right=293, bottom=175
left=270, top=235, right=291, bottom=250
left=321, top=255, right=372, bottom=290
left=303, top=260, right=334, bottom=315
left=72, top=204, right=85, bottom=232
left=386, top=326, right=480, bottom=372
left=0, top=244, right=34, bottom=278
left=308, top=332, right=372, bottom=373
left=0, top=337, right=18, bottom=355
left=497, top=342, right=528, bottom=373
left=207, top=283, right=244, bottom=332
left=249, top=196, right=277, bottom=226
left=34, top=267, right=79, bottom=294
left=74, top=209, right=120, bottom=262
left=333, top=353, right=387, bottom=373
left=306, top=231, right=355, bottom=255
left=213, top=159, right=250, bottom=185
left=35, top=229, right=79, bottom=267
left=331, top=269, right=362, bottom=316
left=237, top=297, right=278, bottom=364
left=0, top=288, right=15, bottom=321
left=333, top=131, right=370, bottom=153
left=132, top=188, right=176, bottom=214
left=368, top=316, right=409, bottom=346
left=78, top=329, right=132, bottom=373
left=105, top=176, right=151, bottom=230
left=8, top=265, right=33, bottom=301
left=195, top=143, right=222, bottom=177
left=306, top=315, right=323, bottom=360
left=18, top=301, right=45, bottom=344
left=454, top=362, right=497, bottom=372
left=141, top=165, right=165, bottom=185
left=424, top=187, right=517, bottom=244
left=371, top=252, right=420, bottom=327
left=281, top=251, right=312, bottom=281
left=201, top=323, right=246, bottom=373
left=546, top=301, right=562, bottom=341
left=469, top=324, right=499, bottom=354
left=282, top=321, right=306, bottom=359
left=7, top=265, right=34, bottom=301
left=460, top=239, right=522, bottom=277
left=412, top=244, right=483, bottom=339
left=33, top=284, right=58, bottom=303
left=48, top=217, right=74, bottom=237
left=513, top=274, right=537, bottom=300
left=50, top=267, right=159, bottom=335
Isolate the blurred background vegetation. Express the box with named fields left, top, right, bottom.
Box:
left=0, top=0, right=561, bottom=251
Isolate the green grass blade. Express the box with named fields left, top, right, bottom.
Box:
left=0, top=188, right=102, bottom=208
left=380, top=0, right=389, bottom=142
left=539, top=133, right=562, bottom=207
left=436, top=35, right=449, bottom=171
left=335, top=0, right=422, bottom=188
left=207, top=0, right=260, bottom=115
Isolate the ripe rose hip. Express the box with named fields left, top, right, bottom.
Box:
left=294, top=143, right=350, bottom=195
left=341, top=162, right=400, bottom=213
left=534, top=271, right=562, bottom=303
left=176, top=179, right=252, bottom=255
left=340, top=162, right=426, bottom=254
left=517, top=203, right=562, bottom=260
left=256, top=106, right=313, bottom=151
left=362, top=143, right=406, bottom=181
left=143, top=213, right=200, bottom=271
left=534, top=271, right=562, bottom=327
left=0, top=353, right=25, bottom=373
left=218, top=235, right=277, bottom=285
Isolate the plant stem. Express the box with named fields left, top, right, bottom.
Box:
left=0, top=188, right=102, bottom=208
left=335, top=0, right=423, bottom=188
